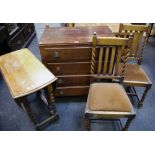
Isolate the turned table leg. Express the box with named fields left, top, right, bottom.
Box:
left=44, top=84, right=57, bottom=115
left=15, top=97, right=38, bottom=125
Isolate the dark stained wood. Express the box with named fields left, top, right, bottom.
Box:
left=39, top=26, right=114, bottom=46
left=47, top=62, right=92, bottom=76
left=57, top=75, right=91, bottom=87
left=44, top=47, right=92, bottom=63
left=0, top=24, right=36, bottom=55
left=54, top=86, right=89, bottom=97
left=39, top=26, right=114, bottom=96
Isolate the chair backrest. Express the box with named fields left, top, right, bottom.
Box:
left=91, top=33, right=130, bottom=83
left=118, top=24, right=150, bottom=63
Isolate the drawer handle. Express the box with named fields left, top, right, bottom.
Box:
left=58, top=79, right=63, bottom=84
left=56, top=66, right=61, bottom=72
left=60, top=90, right=64, bottom=95
left=17, top=40, right=22, bottom=45
left=53, top=52, right=60, bottom=58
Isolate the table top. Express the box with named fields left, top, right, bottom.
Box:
left=0, top=48, right=57, bottom=99
left=39, top=26, right=114, bottom=46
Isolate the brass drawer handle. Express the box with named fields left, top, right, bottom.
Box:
left=58, top=79, right=63, bottom=84
left=60, top=90, right=64, bottom=95
left=53, top=51, right=60, bottom=58
left=56, top=66, right=61, bottom=72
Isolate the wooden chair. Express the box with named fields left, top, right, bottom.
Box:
left=117, top=24, right=152, bottom=108
left=0, top=49, right=59, bottom=130
left=84, top=33, right=136, bottom=131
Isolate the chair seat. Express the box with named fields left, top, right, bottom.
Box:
left=88, top=83, right=132, bottom=112
left=0, top=48, right=57, bottom=99
left=118, top=64, right=151, bottom=85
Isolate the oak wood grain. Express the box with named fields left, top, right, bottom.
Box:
left=0, top=48, right=57, bottom=98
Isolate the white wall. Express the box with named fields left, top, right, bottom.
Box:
left=34, top=23, right=62, bottom=41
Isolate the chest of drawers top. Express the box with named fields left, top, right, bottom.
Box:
left=39, top=26, right=114, bottom=46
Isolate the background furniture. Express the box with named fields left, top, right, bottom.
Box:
left=0, top=23, right=35, bottom=55
left=0, top=49, right=58, bottom=130
left=131, top=23, right=154, bottom=39
left=39, top=26, right=114, bottom=97
left=85, top=35, right=135, bottom=131
left=74, top=23, right=121, bottom=33
left=0, top=25, right=10, bottom=55
left=34, top=23, right=62, bottom=40
left=150, top=23, right=155, bottom=36
left=65, top=23, right=75, bottom=27
left=64, top=23, right=130, bottom=34
left=117, top=24, right=152, bottom=108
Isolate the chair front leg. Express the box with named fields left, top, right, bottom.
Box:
left=122, top=115, right=136, bottom=131
left=84, top=113, right=90, bottom=131
left=138, top=84, right=152, bottom=108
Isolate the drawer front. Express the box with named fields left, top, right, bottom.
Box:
left=55, top=86, right=89, bottom=97
left=9, top=32, right=25, bottom=50
left=47, top=62, right=92, bottom=75
left=23, top=24, right=35, bottom=39
left=44, top=47, right=92, bottom=63
left=57, top=75, right=90, bottom=87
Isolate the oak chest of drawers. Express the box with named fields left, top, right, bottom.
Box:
left=39, top=26, right=114, bottom=97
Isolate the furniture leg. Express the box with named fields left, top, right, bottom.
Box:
left=84, top=114, right=90, bottom=131
left=138, top=84, right=152, bottom=108
left=16, top=97, right=37, bottom=125
left=122, top=115, right=135, bottom=131
left=126, top=86, right=131, bottom=93
left=44, top=84, right=58, bottom=116
left=36, top=90, right=42, bottom=98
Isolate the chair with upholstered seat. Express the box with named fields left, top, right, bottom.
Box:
left=117, top=24, right=152, bottom=108
left=84, top=33, right=136, bottom=131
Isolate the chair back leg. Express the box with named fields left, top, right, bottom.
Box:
left=84, top=114, right=90, bottom=131
left=138, top=84, right=152, bottom=108
left=122, top=115, right=136, bottom=131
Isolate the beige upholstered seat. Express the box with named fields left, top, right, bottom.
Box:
left=88, top=83, right=132, bottom=112
left=118, top=64, right=151, bottom=85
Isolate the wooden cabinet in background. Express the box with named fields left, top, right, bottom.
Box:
left=39, top=26, right=114, bottom=97
left=0, top=23, right=35, bottom=55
